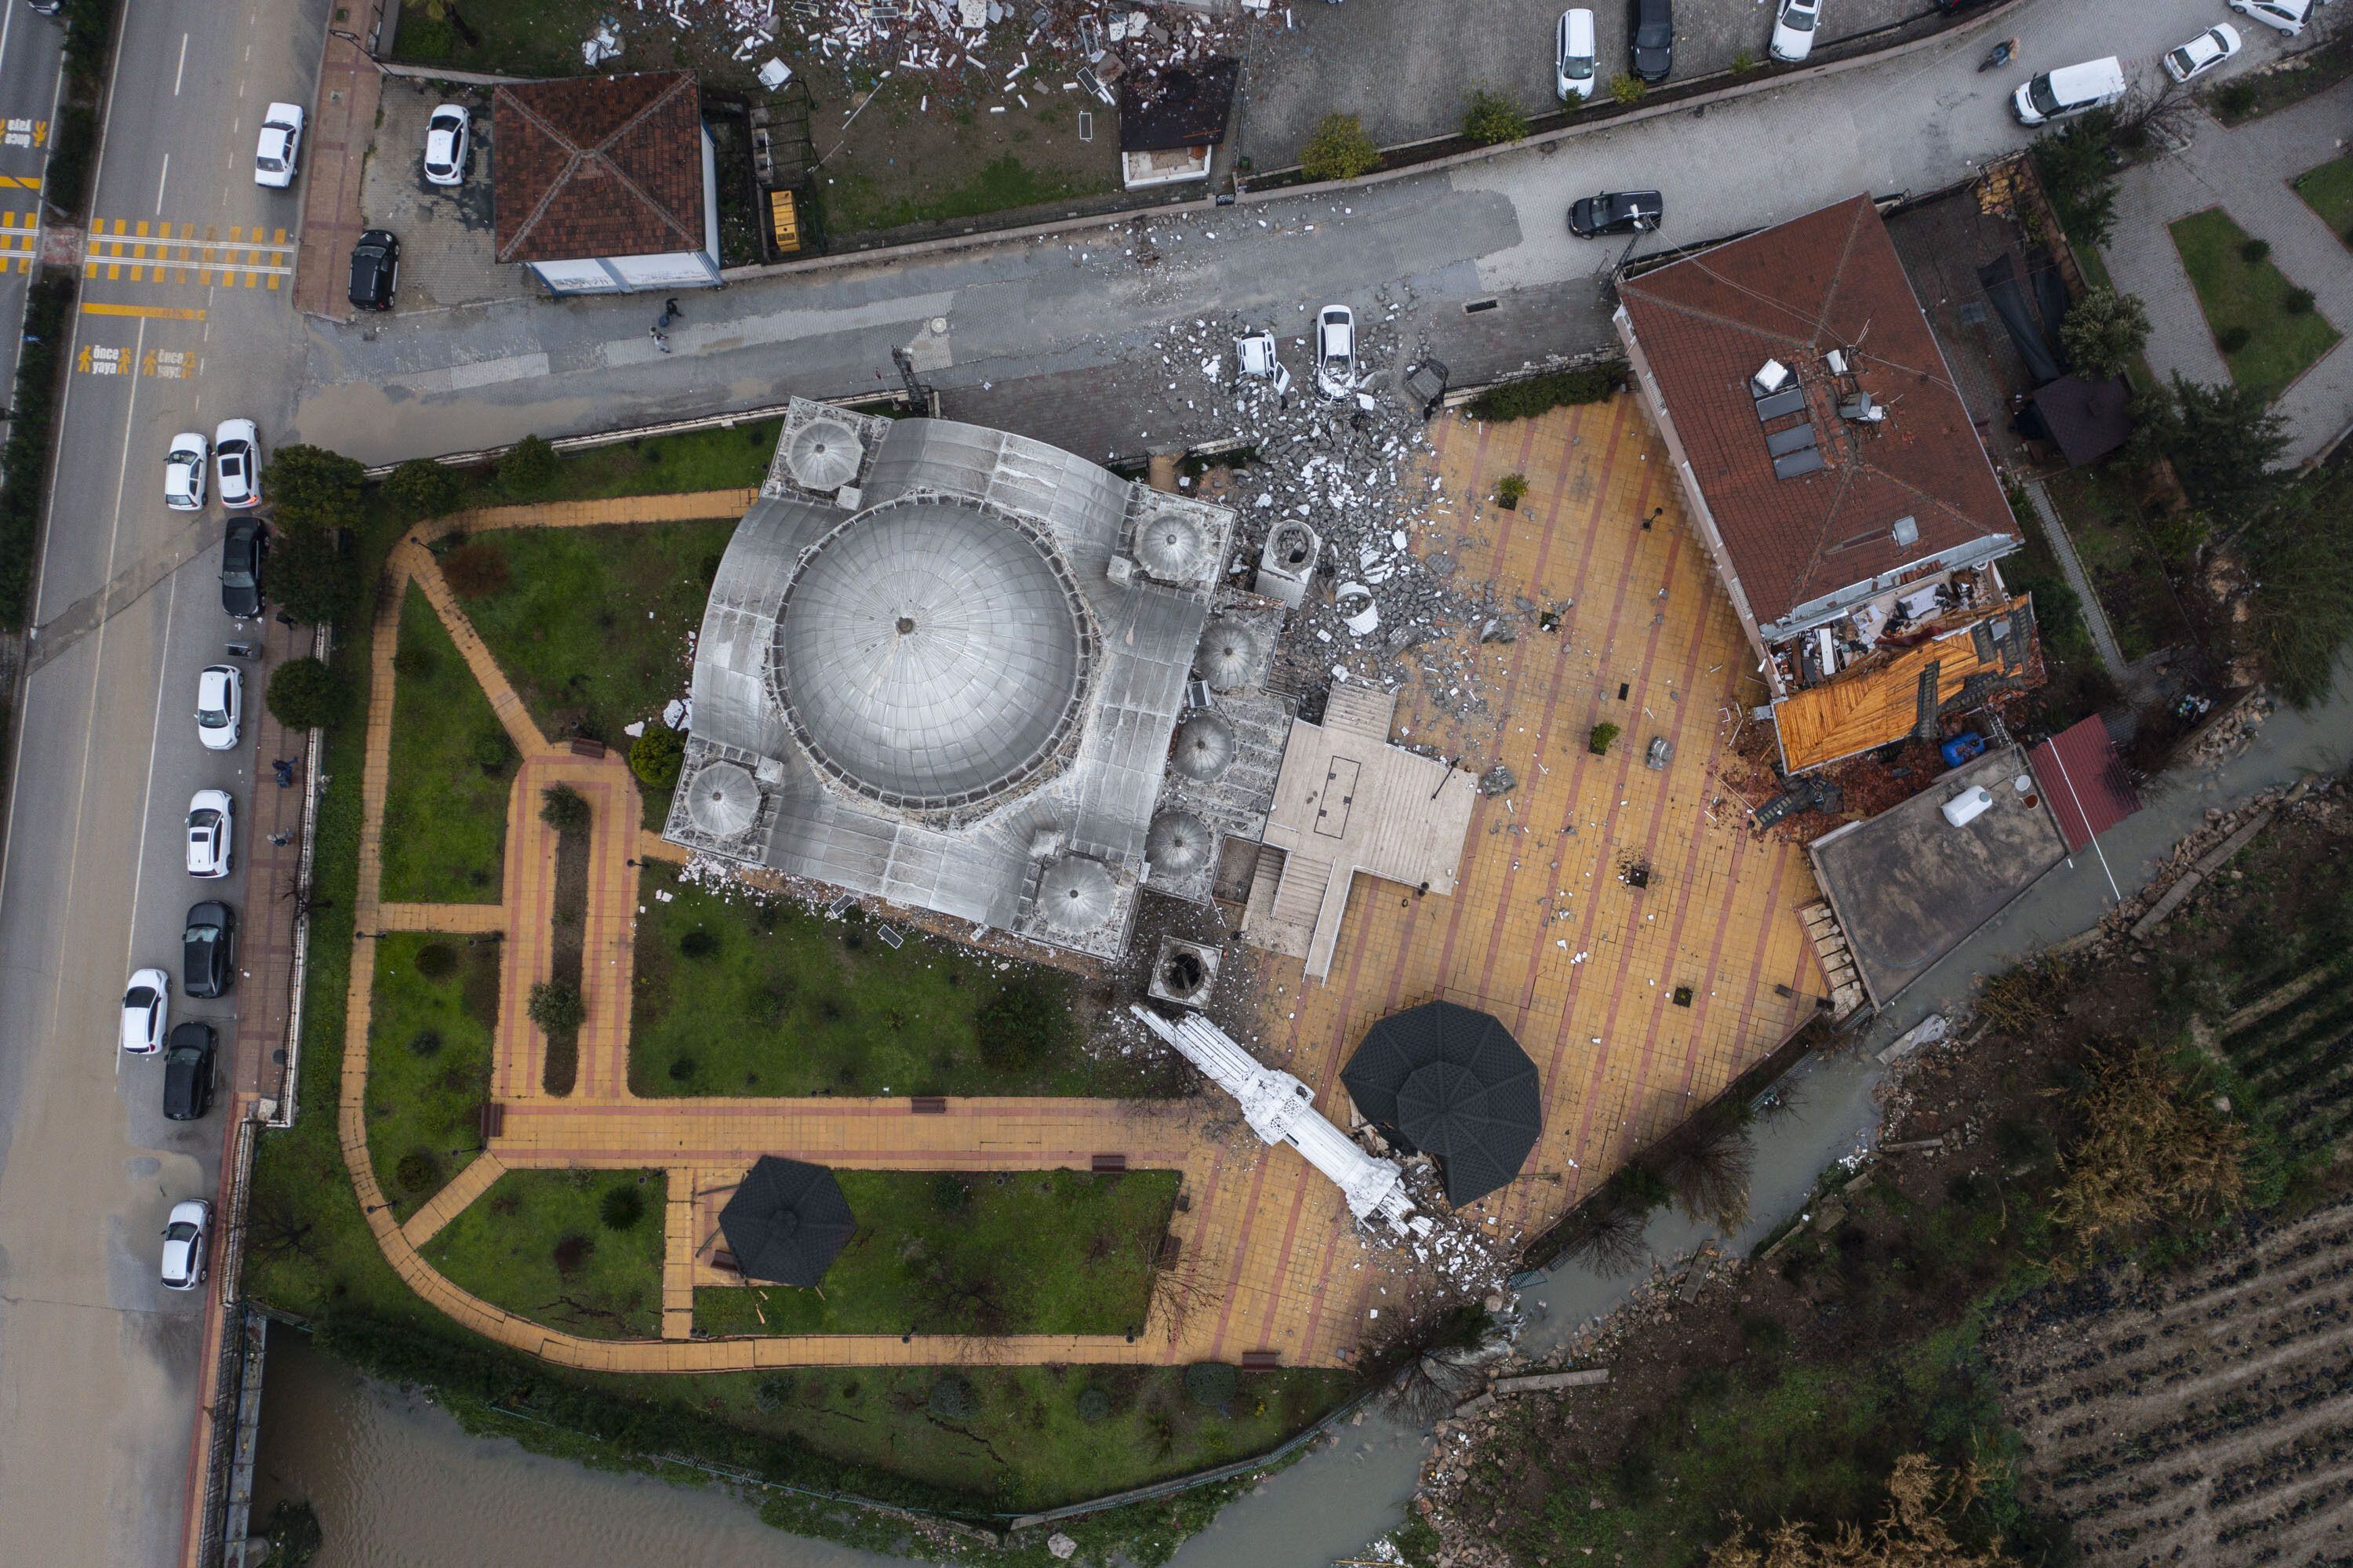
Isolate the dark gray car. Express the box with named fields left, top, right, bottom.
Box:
left=1630, top=0, right=1673, bottom=82
left=1569, top=189, right=1664, bottom=238
left=162, top=1022, right=217, bottom=1121
left=182, top=901, right=236, bottom=999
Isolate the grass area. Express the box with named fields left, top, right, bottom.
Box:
left=2001, top=487, right=2119, bottom=731
left=451, top=418, right=781, bottom=509
left=2293, top=155, right=2353, bottom=244
left=391, top=0, right=606, bottom=79
left=697, top=1169, right=1176, bottom=1337
left=631, top=862, right=1173, bottom=1098
left=364, top=933, right=500, bottom=1225
left=2169, top=207, right=2342, bottom=405
left=422, top=1170, right=668, bottom=1340
left=381, top=585, right=515, bottom=904
left=821, top=151, right=1116, bottom=238
left=2042, top=465, right=2193, bottom=664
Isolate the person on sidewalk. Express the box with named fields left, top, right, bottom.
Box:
left=650, top=324, right=672, bottom=354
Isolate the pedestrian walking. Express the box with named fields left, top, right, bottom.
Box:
left=664, top=297, right=681, bottom=321
left=650, top=324, right=672, bottom=354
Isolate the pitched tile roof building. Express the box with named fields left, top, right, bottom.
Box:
left=1614, top=196, right=2029, bottom=719
left=493, top=70, right=722, bottom=295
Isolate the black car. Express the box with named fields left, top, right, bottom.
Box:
left=182, top=901, right=237, bottom=1000
left=1569, top=190, right=1664, bottom=238
left=1629, top=0, right=1673, bottom=83
left=348, top=228, right=400, bottom=311
left=220, top=517, right=267, bottom=620
left=162, top=1022, right=218, bottom=1121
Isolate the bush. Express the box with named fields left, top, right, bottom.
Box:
left=498, top=434, right=559, bottom=495
left=406, top=1029, right=444, bottom=1060
left=272, top=526, right=362, bottom=626
left=414, top=942, right=459, bottom=980
left=1182, top=1361, right=1238, bottom=1410
left=264, top=445, right=367, bottom=533
left=0, top=276, right=76, bottom=628
left=439, top=540, right=511, bottom=600
left=667, top=1055, right=697, bottom=1082
left=1730, top=49, right=1757, bottom=74
left=1466, top=362, right=1626, bottom=423
left=1588, top=721, right=1620, bottom=755
left=2283, top=286, right=2317, bottom=315
left=1494, top=473, right=1529, bottom=507
left=1075, top=1386, right=1113, bottom=1424
left=2216, top=81, right=2259, bottom=118
left=540, top=782, right=591, bottom=833
left=393, top=1151, right=442, bottom=1194
left=529, top=981, right=585, bottom=1036
left=678, top=926, right=720, bottom=960
left=391, top=644, right=436, bottom=680
left=267, top=657, right=349, bottom=732
left=1460, top=90, right=1527, bottom=147
left=41, top=105, right=100, bottom=220
left=1609, top=74, right=1646, bottom=106
left=470, top=725, right=512, bottom=773
left=1299, top=113, right=1381, bottom=181
left=385, top=457, right=461, bottom=522
left=974, top=977, right=1070, bottom=1072
left=1609, top=1161, right=1672, bottom=1215
left=2239, top=237, right=2271, bottom=264
left=2217, top=326, right=2252, bottom=354
left=928, top=1375, right=979, bottom=1421
left=630, top=722, right=686, bottom=791
left=752, top=1375, right=793, bottom=1414
left=600, top=1184, right=646, bottom=1231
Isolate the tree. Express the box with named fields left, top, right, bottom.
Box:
left=540, top=782, right=591, bottom=833
left=266, top=657, right=347, bottom=732
left=384, top=457, right=460, bottom=522
left=263, top=444, right=365, bottom=533
left=498, top=434, right=558, bottom=495
left=271, top=526, right=360, bottom=625
left=1658, top=1106, right=1754, bottom=1229
left=1299, top=114, right=1381, bottom=182
left=2238, top=477, right=2353, bottom=708
left=2030, top=109, right=2120, bottom=248
left=1709, top=1454, right=2014, bottom=1567
left=528, top=980, right=584, bottom=1036
left=629, top=722, right=686, bottom=790
left=2058, top=286, right=2150, bottom=380
left=1461, top=90, right=1528, bottom=147
left=2049, top=1043, right=2245, bottom=1253
left=2126, top=373, right=2289, bottom=522
left=974, top=976, right=1070, bottom=1071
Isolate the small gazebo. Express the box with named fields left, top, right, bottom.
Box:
left=1341, top=1001, right=1542, bottom=1206
left=718, top=1156, right=858, bottom=1287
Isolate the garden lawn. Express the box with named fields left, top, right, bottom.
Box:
left=365, top=933, right=500, bottom=1224
left=452, top=419, right=781, bottom=508
left=696, top=1169, right=1176, bottom=1337
left=381, top=586, right=515, bottom=904
left=2293, top=156, right=2353, bottom=242
left=630, top=863, right=1172, bottom=1098
left=423, top=1170, right=667, bottom=1340
left=2168, top=208, right=2342, bottom=405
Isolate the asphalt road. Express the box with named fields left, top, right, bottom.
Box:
left=293, top=0, right=2298, bottom=462
left=0, top=1, right=326, bottom=1563
left=0, top=2, right=64, bottom=397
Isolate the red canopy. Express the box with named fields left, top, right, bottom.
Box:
left=2029, top=716, right=2139, bottom=852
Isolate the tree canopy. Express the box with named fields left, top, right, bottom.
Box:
left=262, top=445, right=366, bottom=533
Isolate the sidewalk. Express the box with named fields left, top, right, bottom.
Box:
left=234, top=614, right=322, bottom=1106
left=290, top=32, right=381, bottom=320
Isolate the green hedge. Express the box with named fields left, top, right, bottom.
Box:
left=1467, top=361, right=1627, bottom=423
left=0, top=275, right=76, bottom=628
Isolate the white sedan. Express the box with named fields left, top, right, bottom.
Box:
left=1235, top=329, right=1293, bottom=397
left=165, top=432, right=208, bottom=512
left=161, top=1199, right=211, bottom=1291
left=1555, top=9, right=1597, bottom=100
left=214, top=419, right=261, bottom=509
left=1769, top=0, right=1823, bottom=64
left=1313, top=304, right=1356, bottom=400
left=2165, top=24, right=2242, bottom=82
left=2229, top=0, right=2311, bottom=36
left=195, top=664, right=242, bottom=753
left=186, top=789, right=235, bottom=878
left=255, top=102, right=304, bottom=189
left=120, top=968, right=170, bottom=1055
left=423, top=104, right=471, bottom=187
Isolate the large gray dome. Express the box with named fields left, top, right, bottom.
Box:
left=1194, top=619, right=1260, bottom=689
left=1036, top=855, right=1117, bottom=933
left=1171, top=713, right=1236, bottom=780
left=786, top=417, right=866, bottom=491
left=1134, top=511, right=1207, bottom=580
left=776, top=497, right=1090, bottom=809
left=1146, top=809, right=1212, bottom=873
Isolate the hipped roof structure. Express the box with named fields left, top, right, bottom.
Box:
left=1342, top=1001, right=1541, bottom=1206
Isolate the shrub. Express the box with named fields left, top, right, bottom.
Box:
left=1609, top=74, right=1646, bottom=106
left=1658, top=1108, right=1754, bottom=1228
left=263, top=1501, right=323, bottom=1568
left=498, top=434, right=559, bottom=495
left=2217, top=326, right=2252, bottom=354
left=1730, top=49, right=1758, bottom=74
left=393, top=1151, right=442, bottom=1194
left=551, top=1232, right=595, bottom=1276
left=753, top=1375, right=793, bottom=1414
left=1299, top=113, right=1381, bottom=182
left=271, top=526, right=362, bottom=626
left=600, top=1184, right=646, bottom=1231
left=40, top=104, right=99, bottom=221
left=1182, top=1361, right=1238, bottom=1410
left=470, top=726, right=511, bottom=773
left=263, top=445, right=366, bottom=533
left=267, top=657, right=348, bottom=732
left=406, top=1029, right=443, bottom=1059
left=0, top=277, right=78, bottom=628
left=439, top=540, right=511, bottom=600
left=384, top=457, right=460, bottom=522
left=1460, top=90, right=1527, bottom=147
left=414, top=942, right=459, bottom=980
left=391, top=644, right=436, bottom=680
left=928, top=1375, right=979, bottom=1421
left=678, top=926, right=720, bottom=961
left=1588, top=721, right=1620, bottom=755
left=529, top=980, right=585, bottom=1036
left=2239, top=236, right=2271, bottom=264
left=1494, top=473, right=1529, bottom=507
left=974, top=977, right=1070, bottom=1072
left=1466, top=362, right=1625, bottom=422
left=1075, top=1386, right=1113, bottom=1424
left=1563, top=1201, right=1650, bottom=1277
left=540, top=782, right=591, bottom=834
left=2217, top=81, right=2259, bottom=118
left=2283, top=286, right=2316, bottom=315
left=2058, top=286, right=2151, bottom=380
left=667, top=1055, right=697, bottom=1082
left=630, top=722, right=686, bottom=790
left=1609, top=1161, right=1672, bottom=1215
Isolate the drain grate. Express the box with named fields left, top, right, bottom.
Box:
left=1463, top=298, right=1500, bottom=315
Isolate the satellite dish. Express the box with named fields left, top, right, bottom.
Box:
left=1146, top=809, right=1212, bottom=874
left=1134, top=512, right=1206, bottom=581
left=1193, top=619, right=1260, bottom=689
left=686, top=761, right=760, bottom=837
left=786, top=417, right=865, bottom=492
left=1036, top=855, right=1116, bottom=933
left=1171, top=713, right=1236, bottom=780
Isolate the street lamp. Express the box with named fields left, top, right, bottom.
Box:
left=328, top=29, right=391, bottom=75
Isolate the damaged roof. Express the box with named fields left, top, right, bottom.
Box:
left=493, top=70, right=707, bottom=264
left=1118, top=57, right=1240, bottom=152
left=1775, top=597, right=2038, bottom=773
left=1619, top=196, right=2018, bottom=628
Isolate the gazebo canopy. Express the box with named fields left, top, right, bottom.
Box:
left=1341, top=1001, right=1541, bottom=1206
left=718, top=1156, right=858, bottom=1287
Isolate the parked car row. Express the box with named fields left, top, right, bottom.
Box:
left=2012, top=3, right=2286, bottom=128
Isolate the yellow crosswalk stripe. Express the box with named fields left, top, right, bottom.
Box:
left=81, top=302, right=206, bottom=321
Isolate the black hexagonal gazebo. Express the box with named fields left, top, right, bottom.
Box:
left=718, top=1156, right=858, bottom=1288
left=1341, top=1001, right=1541, bottom=1206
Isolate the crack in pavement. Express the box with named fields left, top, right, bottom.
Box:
left=27, top=516, right=216, bottom=675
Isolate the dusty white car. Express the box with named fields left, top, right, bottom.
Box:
left=2164, top=24, right=2242, bottom=83
left=2228, top=0, right=2311, bottom=36
left=423, top=104, right=471, bottom=187
left=1555, top=9, right=1597, bottom=100
left=186, top=790, right=234, bottom=879
left=164, top=432, right=208, bottom=512
left=1769, top=0, right=1822, bottom=64
left=161, top=1199, right=211, bottom=1291
left=214, top=419, right=261, bottom=510
left=120, top=968, right=170, bottom=1055
left=1313, top=305, right=1356, bottom=400
left=1235, top=329, right=1293, bottom=397
left=195, top=664, right=242, bottom=753
left=255, top=102, right=304, bottom=188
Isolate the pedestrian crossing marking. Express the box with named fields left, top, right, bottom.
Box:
left=81, top=302, right=207, bottom=321
left=0, top=209, right=35, bottom=274
left=84, top=220, right=293, bottom=289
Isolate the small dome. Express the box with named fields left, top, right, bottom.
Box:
left=1146, top=810, right=1213, bottom=874
left=1134, top=511, right=1206, bottom=580
left=785, top=417, right=865, bottom=491
left=1036, top=855, right=1117, bottom=933
left=686, top=761, right=761, bottom=837
left=1171, top=713, right=1236, bottom=780
left=1193, top=619, right=1260, bottom=690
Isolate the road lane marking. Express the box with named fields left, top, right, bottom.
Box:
left=81, top=304, right=208, bottom=321
left=175, top=32, right=189, bottom=96
left=155, top=154, right=167, bottom=214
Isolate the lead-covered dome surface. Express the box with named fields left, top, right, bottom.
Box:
left=776, top=497, right=1090, bottom=809
left=685, top=760, right=761, bottom=837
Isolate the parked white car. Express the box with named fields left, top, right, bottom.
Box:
left=120, top=968, right=170, bottom=1055
left=1313, top=304, right=1356, bottom=400
left=186, top=789, right=235, bottom=879
left=1234, top=329, right=1293, bottom=397
left=1769, top=0, right=1823, bottom=64
left=164, top=432, right=208, bottom=512
left=161, top=1199, right=211, bottom=1292
left=2013, top=56, right=2127, bottom=126
left=213, top=419, right=261, bottom=510
left=2228, top=0, right=2311, bottom=37
left=423, top=104, right=471, bottom=187
left=195, top=664, right=242, bottom=753
left=1555, top=9, right=1598, bottom=100
left=255, top=102, right=304, bottom=189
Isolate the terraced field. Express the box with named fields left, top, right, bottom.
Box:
left=2217, top=962, right=2353, bottom=1160
left=1988, top=1200, right=2353, bottom=1566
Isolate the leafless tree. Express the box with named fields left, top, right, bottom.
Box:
left=1562, top=1200, right=1653, bottom=1278
left=1660, top=1112, right=1755, bottom=1231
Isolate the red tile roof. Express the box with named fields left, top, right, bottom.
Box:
left=493, top=71, right=707, bottom=265
left=2029, top=715, right=2140, bottom=852
left=1619, top=196, right=2017, bottom=629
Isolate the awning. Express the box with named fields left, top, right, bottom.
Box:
left=718, top=1156, right=857, bottom=1287
left=2028, top=715, right=2140, bottom=852
left=1341, top=1001, right=1540, bottom=1206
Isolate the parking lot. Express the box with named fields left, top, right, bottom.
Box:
left=356, top=79, right=535, bottom=313
left=1231, top=0, right=1936, bottom=170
